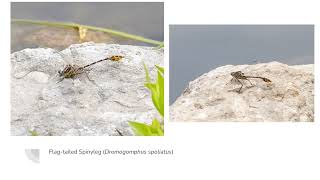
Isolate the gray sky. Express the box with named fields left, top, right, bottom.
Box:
left=169, top=25, right=314, bottom=104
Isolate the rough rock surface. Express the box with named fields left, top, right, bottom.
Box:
left=11, top=42, right=163, bottom=135
left=170, top=62, right=314, bottom=122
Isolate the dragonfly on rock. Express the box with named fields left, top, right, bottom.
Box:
left=229, top=71, right=272, bottom=93
left=57, top=48, right=123, bottom=82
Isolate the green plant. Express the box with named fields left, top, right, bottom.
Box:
left=28, top=129, right=39, bottom=136
left=128, top=64, right=164, bottom=136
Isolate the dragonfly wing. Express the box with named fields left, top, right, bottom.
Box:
left=70, top=46, right=79, bottom=61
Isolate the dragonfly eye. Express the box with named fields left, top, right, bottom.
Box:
left=231, top=71, right=240, bottom=76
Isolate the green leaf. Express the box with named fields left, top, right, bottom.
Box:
left=151, top=119, right=164, bottom=136
left=156, top=70, right=164, bottom=117
left=151, top=118, right=160, bottom=128
left=155, top=65, right=164, bottom=75
left=29, top=129, right=39, bottom=136
left=129, top=64, right=164, bottom=136
left=128, top=121, right=152, bottom=136
left=128, top=120, right=163, bottom=136
left=143, top=65, right=164, bottom=117
left=143, top=63, right=151, bottom=83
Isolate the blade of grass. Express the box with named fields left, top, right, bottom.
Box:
left=12, top=19, right=163, bottom=46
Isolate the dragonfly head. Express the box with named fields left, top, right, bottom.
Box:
left=231, top=71, right=243, bottom=77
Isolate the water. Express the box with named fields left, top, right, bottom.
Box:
left=169, top=25, right=314, bottom=104
left=11, top=2, right=164, bottom=52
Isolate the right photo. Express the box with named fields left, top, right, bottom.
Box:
left=169, top=25, right=314, bottom=122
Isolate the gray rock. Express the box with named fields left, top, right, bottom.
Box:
left=11, top=42, right=163, bottom=135
left=170, top=62, right=314, bottom=122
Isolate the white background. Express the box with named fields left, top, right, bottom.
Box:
left=1, top=0, right=319, bottom=180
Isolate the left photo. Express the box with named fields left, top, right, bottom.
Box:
left=11, top=2, right=164, bottom=136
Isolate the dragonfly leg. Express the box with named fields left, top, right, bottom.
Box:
left=238, top=83, right=243, bottom=93
left=245, top=78, right=253, bottom=85
left=84, top=71, right=93, bottom=81
left=56, top=77, right=65, bottom=83
left=226, top=77, right=234, bottom=85
left=83, top=70, right=100, bottom=87
left=235, top=78, right=243, bottom=93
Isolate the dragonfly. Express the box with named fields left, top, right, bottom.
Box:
left=57, top=47, right=123, bottom=82
left=230, top=71, right=272, bottom=93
